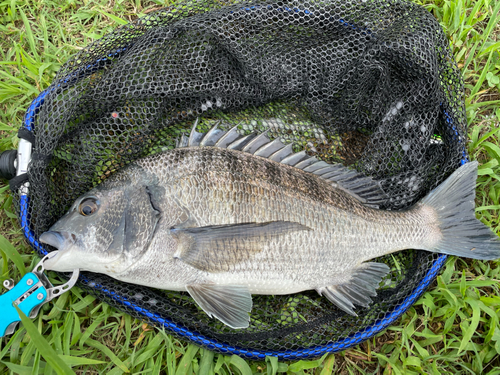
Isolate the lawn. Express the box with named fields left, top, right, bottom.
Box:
left=1, top=0, right=499, bottom=373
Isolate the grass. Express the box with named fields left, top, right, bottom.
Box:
left=1, top=0, right=500, bottom=373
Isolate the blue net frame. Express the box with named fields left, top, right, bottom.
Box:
left=17, top=1, right=468, bottom=359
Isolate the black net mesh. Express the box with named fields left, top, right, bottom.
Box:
left=17, top=0, right=466, bottom=357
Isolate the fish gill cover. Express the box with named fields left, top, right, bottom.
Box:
left=16, top=0, right=466, bottom=358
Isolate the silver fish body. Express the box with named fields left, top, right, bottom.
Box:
left=41, top=123, right=500, bottom=328
left=111, top=147, right=430, bottom=289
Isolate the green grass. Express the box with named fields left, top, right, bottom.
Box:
left=1, top=0, right=500, bottom=373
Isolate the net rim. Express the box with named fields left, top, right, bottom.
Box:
left=20, top=77, right=452, bottom=360
left=18, top=4, right=463, bottom=357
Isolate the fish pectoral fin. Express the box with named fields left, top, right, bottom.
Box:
left=171, top=221, right=310, bottom=272
left=186, top=284, right=252, bottom=329
left=317, top=262, right=390, bottom=316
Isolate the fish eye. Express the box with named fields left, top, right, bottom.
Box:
left=79, top=198, right=99, bottom=216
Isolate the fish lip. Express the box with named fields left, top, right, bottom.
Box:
left=39, top=231, right=76, bottom=250
left=40, top=231, right=79, bottom=272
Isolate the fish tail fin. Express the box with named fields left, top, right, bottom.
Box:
left=420, top=161, right=500, bottom=260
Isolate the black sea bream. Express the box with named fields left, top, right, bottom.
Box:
left=40, top=121, right=500, bottom=328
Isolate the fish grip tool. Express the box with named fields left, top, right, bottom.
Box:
left=5, top=0, right=468, bottom=359
left=0, top=252, right=79, bottom=337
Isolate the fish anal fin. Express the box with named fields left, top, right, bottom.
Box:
left=186, top=284, right=252, bottom=329
left=171, top=221, right=310, bottom=272
left=317, top=262, right=390, bottom=315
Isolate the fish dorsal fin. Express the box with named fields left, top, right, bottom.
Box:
left=200, top=121, right=224, bottom=146
left=188, top=118, right=204, bottom=147
left=177, top=119, right=387, bottom=207
left=176, top=134, right=189, bottom=148
left=316, top=165, right=388, bottom=207
left=241, top=131, right=271, bottom=153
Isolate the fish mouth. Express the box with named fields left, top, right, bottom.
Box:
left=39, top=231, right=78, bottom=272
left=40, top=231, right=76, bottom=250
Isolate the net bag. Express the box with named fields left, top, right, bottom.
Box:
left=13, top=0, right=467, bottom=359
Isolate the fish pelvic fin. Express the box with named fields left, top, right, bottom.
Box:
left=186, top=284, right=252, bottom=329
left=317, top=262, right=390, bottom=316
left=420, top=161, right=500, bottom=260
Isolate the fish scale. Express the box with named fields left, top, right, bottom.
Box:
left=134, top=147, right=427, bottom=281
left=40, top=123, right=500, bottom=329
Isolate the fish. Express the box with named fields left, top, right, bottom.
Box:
left=40, top=119, right=500, bottom=329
